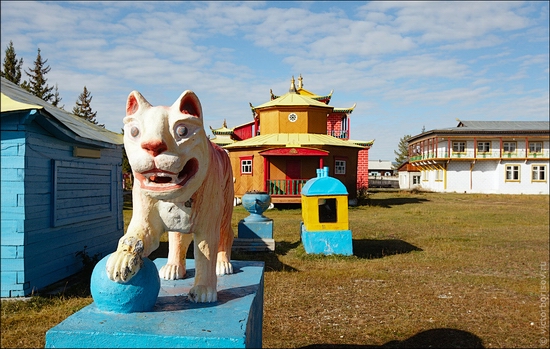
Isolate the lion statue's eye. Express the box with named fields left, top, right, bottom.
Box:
left=175, top=125, right=188, bottom=138
left=130, top=126, right=140, bottom=138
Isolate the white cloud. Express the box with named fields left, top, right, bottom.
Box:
left=359, top=1, right=532, bottom=42
left=1, top=1, right=547, bottom=161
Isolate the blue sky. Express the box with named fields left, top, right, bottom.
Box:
left=1, top=1, right=548, bottom=161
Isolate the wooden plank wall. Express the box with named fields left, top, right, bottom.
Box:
left=1, top=113, right=124, bottom=297
left=1, top=114, right=27, bottom=297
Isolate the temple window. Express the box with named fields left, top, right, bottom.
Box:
left=240, top=156, right=253, bottom=175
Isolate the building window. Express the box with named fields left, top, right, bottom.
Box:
left=532, top=165, right=546, bottom=181
left=505, top=165, right=520, bottom=181
left=412, top=175, right=421, bottom=185
left=503, top=142, right=517, bottom=153
left=529, top=142, right=543, bottom=153
left=477, top=141, right=490, bottom=153
left=452, top=141, right=466, bottom=153
left=240, top=156, right=253, bottom=175
left=334, top=159, right=346, bottom=175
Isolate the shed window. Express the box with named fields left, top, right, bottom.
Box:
left=52, top=160, right=115, bottom=227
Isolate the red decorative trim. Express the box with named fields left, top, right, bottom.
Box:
left=259, top=147, right=329, bottom=156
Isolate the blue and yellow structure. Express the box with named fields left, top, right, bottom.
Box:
left=300, top=167, right=353, bottom=255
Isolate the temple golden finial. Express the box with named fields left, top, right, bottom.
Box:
left=289, top=76, right=297, bottom=93
left=298, top=74, right=303, bottom=89
left=223, top=119, right=227, bottom=128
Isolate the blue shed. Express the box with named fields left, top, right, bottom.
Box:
left=1, top=77, right=124, bottom=297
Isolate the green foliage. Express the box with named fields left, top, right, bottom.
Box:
left=75, top=246, right=101, bottom=278
left=22, top=48, right=55, bottom=102
left=1, top=40, right=23, bottom=84
left=393, top=134, right=411, bottom=168
left=51, top=83, right=64, bottom=109
left=72, top=86, right=104, bottom=128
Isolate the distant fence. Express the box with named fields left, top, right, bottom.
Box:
left=369, top=176, right=399, bottom=188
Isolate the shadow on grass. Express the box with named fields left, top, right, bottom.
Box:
left=232, top=249, right=298, bottom=273
left=359, top=197, right=429, bottom=208
left=300, top=328, right=484, bottom=348
left=353, top=239, right=422, bottom=259
left=150, top=241, right=299, bottom=273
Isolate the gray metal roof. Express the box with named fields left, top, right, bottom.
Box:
left=457, top=120, right=550, bottom=131
left=408, top=119, right=549, bottom=142
left=1, top=77, right=122, bottom=146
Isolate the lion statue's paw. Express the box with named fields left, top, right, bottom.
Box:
left=188, top=285, right=217, bottom=303
left=216, top=260, right=233, bottom=276
left=159, top=263, right=186, bottom=280
left=105, top=250, right=143, bottom=283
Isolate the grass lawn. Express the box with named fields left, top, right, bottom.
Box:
left=2, top=191, right=549, bottom=348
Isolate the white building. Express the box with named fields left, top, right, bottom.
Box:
left=407, top=120, right=549, bottom=195
left=368, top=160, right=395, bottom=177
left=397, top=162, right=421, bottom=190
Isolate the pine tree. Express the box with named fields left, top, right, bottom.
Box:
left=393, top=134, right=411, bottom=168
left=22, top=48, right=54, bottom=102
left=73, top=86, right=104, bottom=128
left=52, top=83, right=64, bottom=109
left=1, top=41, right=24, bottom=84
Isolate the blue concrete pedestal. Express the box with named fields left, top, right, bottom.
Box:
left=301, top=223, right=353, bottom=256
left=45, top=259, right=265, bottom=348
left=235, top=219, right=275, bottom=252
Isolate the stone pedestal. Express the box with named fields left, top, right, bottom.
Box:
left=235, top=219, right=275, bottom=252
left=301, top=222, right=353, bottom=256
left=45, top=259, right=265, bottom=348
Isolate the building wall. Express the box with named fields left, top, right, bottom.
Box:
left=227, top=145, right=360, bottom=199
left=228, top=149, right=265, bottom=196
left=357, top=148, right=369, bottom=190
left=327, top=113, right=343, bottom=138
left=1, top=112, right=123, bottom=297
left=1, top=119, right=26, bottom=297
left=259, top=107, right=329, bottom=135
left=418, top=159, right=549, bottom=194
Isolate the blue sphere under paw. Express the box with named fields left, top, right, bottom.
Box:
left=90, top=253, right=160, bottom=313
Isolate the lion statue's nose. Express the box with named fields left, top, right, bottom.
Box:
left=141, top=140, right=167, bottom=157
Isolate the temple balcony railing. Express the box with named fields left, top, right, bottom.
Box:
left=266, top=179, right=309, bottom=196
left=328, top=130, right=349, bottom=139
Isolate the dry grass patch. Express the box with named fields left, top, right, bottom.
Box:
left=2, top=192, right=548, bottom=348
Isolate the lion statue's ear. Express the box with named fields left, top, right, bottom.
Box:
left=173, top=90, right=202, bottom=119
left=126, top=91, right=152, bottom=116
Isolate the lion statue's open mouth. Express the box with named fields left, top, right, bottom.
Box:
left=134, top=158, right=199, bottom=191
